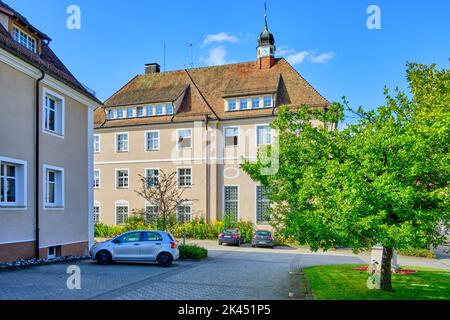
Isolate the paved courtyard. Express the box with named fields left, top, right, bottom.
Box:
left=0, top=240, right=448, bottom=300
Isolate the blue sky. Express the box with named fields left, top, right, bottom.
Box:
left=5, top=0, right=450, bottom=124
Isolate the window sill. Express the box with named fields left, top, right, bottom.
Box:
left=0, top=205, right=26, bottom=210
left=44, top=129, right=64, bottom=139
left=44, top=206, right=64, bottom=210
left=116, top=150, right=129, bottom=153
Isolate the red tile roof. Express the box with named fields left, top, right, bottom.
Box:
left=96, top=58, right=329, bottom=128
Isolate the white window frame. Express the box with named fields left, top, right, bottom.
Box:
left=0, top=156, right=27, bottom=209
left=126, top=107, right=134, bottom=118
left=115, top=168, right=129, bottom=189
left=166, top=103, right=174, bottom=115
left=145, top=202, right=159, bottom=223
left=256, top=125, right=272, bottom=147
left=12, top=25, right=37, bottom=52
left=145, top=168, right=160, bottom=188
left=146, top=105, right=154, bottom=116
left=145, top=130, right=160, bottom=151
left=116, top=108, right=124, bottom=119
left=227, top=99, right=237, bottom=111
left=115, top=200, right=129, bottom=226
left=255, top=185, right=270, bottom=224
left=136, top=106, right=144, bottom=117
left=107, top=109, right=115, bottom=120
left=177, top=167, right=192, bottom=188
left=93, top=201, right=101, bottom=224
left=43, top=88, right=65, bottom=138
left=263, top=96, right=273, bottom=108
left=223, top=185, right=239, bottom=220
left=93, top=134, right=101, bottom=153
left=252, top=97, right=261, bottom=109
left=224, top=126, right=240, bottom=147
left=43, top=164, right=65, bottom=209
left=93, top=169, right=101, bottom=189
left=176, top=128, right=192, bottom=150
left=239, top=98, right=248, bottom=110
left=156, top=104, right=164, bottom=116
left=176, top=201, right=193, bottom=223
left=115, top=132, right=129, bottom=153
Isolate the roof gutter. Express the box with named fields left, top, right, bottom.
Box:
left=35, top=68, right=45, bottom=259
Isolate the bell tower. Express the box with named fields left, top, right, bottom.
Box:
left=257, top=6, right=276, bottom=69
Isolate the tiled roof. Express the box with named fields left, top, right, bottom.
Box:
left=96, top=58, right=329, bottom=128
left=0, top=1, right=101, bottom=105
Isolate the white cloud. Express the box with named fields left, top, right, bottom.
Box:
left=310, top=51, right=336, bottom=64
left=200, top=46, right=231, bottom=66
left=278, top=46, right=336, bottom=65
left=286, top=51, right=309, bottom=65
left=202, top=32, right=240, bottom=47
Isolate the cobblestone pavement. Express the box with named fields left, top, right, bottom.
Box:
left=1, top=240, right=446, bottom=300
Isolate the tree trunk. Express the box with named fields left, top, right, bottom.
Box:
left=380, top=246, right=393, bottom=292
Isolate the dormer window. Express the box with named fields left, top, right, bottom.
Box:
left=107, top=109, right=115, bottom=119
left=136, top=107, right=144, bottom=117
left=263, top=96, right=272, bottom=108
left=228, top=99, right=236, bottom=111
left=12, top=26, right=36, bottom=53
left=166, top=103, right=174, bottom=115
left=240, top=99, right=248, bottom=110
left=146, top=105, right=154, bottom=116
left=117, top=109, right=124, bottom=119
left=156, top=104, right=164, bottom=116
left=252, top=98, right=260, bottom=109
left=126, top=107, right=134, bottom=118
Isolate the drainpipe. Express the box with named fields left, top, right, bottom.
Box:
left=204, top=115, right=210, bottom=225
left=35, top=69, right=45, bottom=259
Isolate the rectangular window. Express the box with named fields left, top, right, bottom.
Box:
left=177, top=129, right=192, bottom=149
left=166, top=103, right=174, bottom=114
left=146, top=169, right=159, bottom=188
left=177, top=205, right=192, bottom=224
left=146, top=131, right=160, bottom=151
left=116, top=205, right=129, bottom=225
left=178, top=168, right=192, bottom=187
left=136, top=106, right=144, bottom=117
left=126, top=107, right=134, bottom=118
left=257, top=125, right=272, bottom=146
left=44, top=166, right=64, bottom=208
left=94, top=205, right=100, bottom=224
left=93, top=135, right=100, bottom=153
left=256, top=186, right=270, bottom=223
left=117, top=109, right=124, bottom=119
left=224, top=186, right=239, bottom=220
left=263, top=96, right=273, bottom=108
left=13, top=26, right=36, bottom=52
left=107, top=109, right=115, bottom=120
left=145, top=206, right=159, bottom=223
left=0, top=158, right=26, bottom=207
left=156, top=104, right=164, bottom=115
left=228, top=99, right=236, bottom=111
left=240, top=99, right=248, bottom=110
left=116, top=169, right=129, bottom=189
left=94, top=170, right=100, bottom=188
left=225, top=127, right=239, bottom=147
left=146, top=105, right=154, bottom=116
left=44, top=90, right=64, bottom=136
left=252, top=97, right=260, bottom=109
left=116, top=133, right=129, bottom=152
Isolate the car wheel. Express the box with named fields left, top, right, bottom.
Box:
left=218, top=241, right=222, bottom=245
left=157, top=252, right=173, bottom=267
left=251, top=244, right=256, bottom=248
left=96, top=250, right=112, bottom=265
left=236, top=241, right=241, bottom=247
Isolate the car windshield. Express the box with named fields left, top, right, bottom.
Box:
left=256, top=231, right=271, bottom=236
left=223, top=228, right=239, bottom=234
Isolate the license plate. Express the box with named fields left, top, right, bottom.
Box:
left=258, top=241, right=266, bottom=244
left=224, top=235, right=231, bottom=238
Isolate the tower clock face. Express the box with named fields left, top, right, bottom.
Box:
left=260, top=46, right=270, bottom=57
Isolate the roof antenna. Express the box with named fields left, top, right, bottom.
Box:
left=163, top=41, right=166, bottom=72
left=188, top=41, right=194, bottom=69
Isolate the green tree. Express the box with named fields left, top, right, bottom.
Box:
left=242, top=63, right=450, bottom=291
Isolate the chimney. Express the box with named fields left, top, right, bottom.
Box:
left=257, top=56, right=276, bottom=69
left=145, top=63, right=161, bottom=74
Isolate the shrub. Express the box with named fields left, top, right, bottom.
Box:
left=398, top=248, right=437, bottom=259
left=178, top=244, right=208, bottom=260
left=94, top=223, right=124, bottom=238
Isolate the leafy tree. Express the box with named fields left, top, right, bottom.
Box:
left=242, top=63, right=450, bottom=291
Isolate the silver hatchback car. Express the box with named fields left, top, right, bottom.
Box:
left=90, top=230, right=180, bottom=267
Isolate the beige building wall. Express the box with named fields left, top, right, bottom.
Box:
left=0, top=48, right=94, bottom=262
left=94, top=117, right=276, bottom=227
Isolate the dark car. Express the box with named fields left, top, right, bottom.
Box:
left=251, top=230, right=275, bottom=248
left=218, top=228, right=245, bottom=246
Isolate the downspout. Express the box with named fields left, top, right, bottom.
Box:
left=204, top=115, right=210, bottom=224
left=35, top=69, right=45, bottom=259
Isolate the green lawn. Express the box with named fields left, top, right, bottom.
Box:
left=303, top=264, right=450, bottom=300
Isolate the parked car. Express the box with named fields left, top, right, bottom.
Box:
left=251, top=230, right=275, bottom=248
left=90, top=230, right=179, bottom=267
left=218, top=228, right=245, bottom=246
